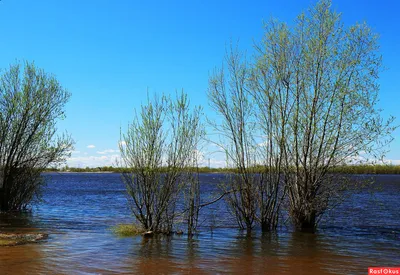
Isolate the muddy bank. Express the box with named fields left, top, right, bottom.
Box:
left=0, top=233, right=48, bottom=246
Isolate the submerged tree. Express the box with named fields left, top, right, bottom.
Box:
left=120, top=92, right=203, bottom=234
left=0, top=62, right=73, bottom=211
left=208, top=48, right=257, bottom=233
left=253, top=0, right=395, bottom=232
left=208, top=46, right=285, bottom=233
left=184, top=157, right=201, bottom=236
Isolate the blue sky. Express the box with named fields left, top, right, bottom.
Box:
left=0, top=0, right=399, bottom=167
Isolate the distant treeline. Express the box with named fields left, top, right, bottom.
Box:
left=331, top=165, right=400, bottom=175
left=44, top=165, right=400, bottom=175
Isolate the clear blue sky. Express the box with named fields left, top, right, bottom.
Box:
left=0, top=0, right=399, bottom=167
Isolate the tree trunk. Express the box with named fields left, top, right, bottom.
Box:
left=261, top=222, right=269, bottom=232
left=246, top=227, right=252, bottom=236
left=0, top=188, right=9, bottom=212
left=261, top=219, right=273, bottom=232
left=294, top=210, right=316, bottom=233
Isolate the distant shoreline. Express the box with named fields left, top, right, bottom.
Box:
left=43, top=171, right=115, bottom=174
left=43, top=164, right=400, bottom=175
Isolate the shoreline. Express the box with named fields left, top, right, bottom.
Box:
left=43, top=164, right=400, bottom=175
left=42, top=171, right=115, bottom=174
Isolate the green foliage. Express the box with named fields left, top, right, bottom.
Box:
left=111, top=223, right=144, bottom=237
left=119, top=92, right=204, bottom=234
left=250, top=0, right=395, bottom=232
left=0, top=61, right=73, bottom=211
left=208, top=44, right=287, bottom=232
left=332, top=164, right=400, bottom=174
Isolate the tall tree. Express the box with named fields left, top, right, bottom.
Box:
left=208, top=46, right=285, bottom=232
left=0, top=62, right=73, bottom=211
left=253, top=0, right=395, bottom=232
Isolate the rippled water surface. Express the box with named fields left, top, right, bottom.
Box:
left=0, top=173, right=399, bottom=274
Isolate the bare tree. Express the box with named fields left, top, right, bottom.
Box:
left=208, top=46, right=284, bottom=233
left=253, top=0, right=395, bottom=232
left=120, top=92, right=203, bottom=234
left=184, top=160, right=201, bottom=236
left=0, top=62, right=73, bottom=211
left=249, top=68, right=288, bottom=232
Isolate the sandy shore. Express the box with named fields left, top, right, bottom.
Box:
left=0, top=233, right=48, bottom=246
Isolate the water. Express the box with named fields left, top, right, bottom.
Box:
left=0, top=173, right=399, bottom=274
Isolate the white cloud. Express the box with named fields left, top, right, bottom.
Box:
left=258, top=141, right=269, bottom=147
left=97, top=149, right=118, bottom=155
left=198, top=154, right=226, bottom=168
left=206, top=158, right=226, bottom=168
left=87, top=145, right=96, bottom=149
left=343, top=156, right=400, bottom=165
left=67, top=154, right=121, bottom=168
left=382, top=159, right=400, bottom=165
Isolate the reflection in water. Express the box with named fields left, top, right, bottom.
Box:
left=186, top=237, right=199, bottom=263
left=206, top=232, right=325, bottom=274
left=137, top=236, right=180, bottom=274
left=0, top=212, right=37, bottom=232
left=0, top=173, right=399, bottom=274
left=138, top=235, right=174, bottom=258
left=282, top=232, right=330, bottom=274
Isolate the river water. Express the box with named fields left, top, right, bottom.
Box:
left=0, top=173, right=399, bottom=274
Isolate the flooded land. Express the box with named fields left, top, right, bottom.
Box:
left=0, top=173, right=399, bottom=274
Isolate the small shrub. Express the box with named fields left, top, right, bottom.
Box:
left=111, top=224, right=144, bottom=237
